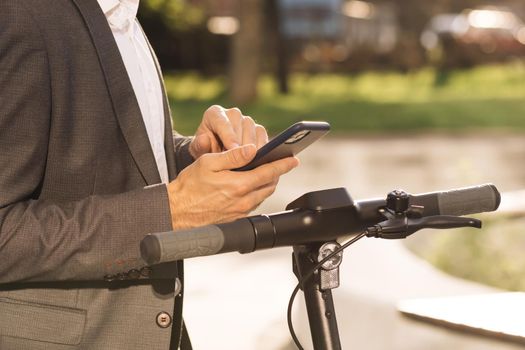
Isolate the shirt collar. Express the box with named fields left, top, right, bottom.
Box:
left=97, top=0, right=140, bottom=33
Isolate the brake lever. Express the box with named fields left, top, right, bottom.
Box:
left=366, top=215, right=482, bottom=239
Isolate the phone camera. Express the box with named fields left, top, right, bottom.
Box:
left=285, top=130, right=311, bottom=144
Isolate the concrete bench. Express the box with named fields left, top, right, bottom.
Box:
left=398, top=292, right=525, bottom=346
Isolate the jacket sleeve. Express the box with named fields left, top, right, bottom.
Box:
left=0, top=1, right=173, bottom=284
left=173, top=134, right=195, bottom=172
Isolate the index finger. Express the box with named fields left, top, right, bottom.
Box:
left=204, top=105, right=240, bottom=150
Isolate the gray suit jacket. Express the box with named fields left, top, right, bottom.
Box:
left=0, top=0, right=194, bottom=348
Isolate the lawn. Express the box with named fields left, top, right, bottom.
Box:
left=165, top=62, right=525, bottom=136
left=405, top=213, right=525, bottom=291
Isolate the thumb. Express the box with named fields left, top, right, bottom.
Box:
left=190, top=134, right=212, bottom=159
left=208, top=144, right=257, bottom=171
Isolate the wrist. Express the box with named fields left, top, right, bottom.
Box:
left=166, top=180, right=184, bottom=231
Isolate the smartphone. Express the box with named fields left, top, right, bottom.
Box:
left=234, top=121, right=330, bottom=171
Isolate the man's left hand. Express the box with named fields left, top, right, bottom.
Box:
left=189, top=105, right=268, bottom=159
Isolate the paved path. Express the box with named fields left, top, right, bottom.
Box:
left=183, top=133, right=525, bottom=350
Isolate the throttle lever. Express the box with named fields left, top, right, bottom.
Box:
left=366, top=215, right=482, bottom=239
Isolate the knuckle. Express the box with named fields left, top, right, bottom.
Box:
left=228, top=107, right=242, bottom=116
left=208, top=104, right=223, bottom=113
left=255, top=125, right=268, bottom=142
left=221, top=187, right=237, bottom=201
left=256, top=166, right=274, bottom=184
left=228, top=149, right=242, bottom=164
left=243, top=116, right=256, bottom=128
left=237, top=200, right=254, bottom=214
left=198, top=153, right=219, bottom=171
left=205, top=105, right=224, bottom=118
left=251, top=172, right=264, bottom=185
left=235, top=182, right=251, bottom=196
left=199, top=153, right=212, bottom=164
left=266, top=185, right=277, bottom=197
left=270, top=165, right=281, bottom=179
left=226, top=108, right=243, bottom=123
left=194, top=155, right=206, bottom=168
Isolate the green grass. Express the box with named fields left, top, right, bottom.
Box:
left=165, top=62, right=525, bottom=136
left=405, top=214, right=525, bottom=291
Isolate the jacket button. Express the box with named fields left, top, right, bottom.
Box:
left=103, top=274, right=115, bottom=282
left=128, top=269, right=141, bottom=279
left=156, top=311, right=172, bottom=328
left=140, top=266, right=152, bottom=277
left=116, top=272, right=128, bottom=280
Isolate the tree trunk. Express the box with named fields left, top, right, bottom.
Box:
left=229, top=0, right=263, bottom=105
left=267, top=0, right=289, bottom=94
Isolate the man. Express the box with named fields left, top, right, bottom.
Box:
left=0, top=0, right=298, bottom=349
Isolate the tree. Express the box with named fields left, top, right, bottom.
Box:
left=266, top=0, right=290, bottom=94
left=229, top=0, right=264, bottom=105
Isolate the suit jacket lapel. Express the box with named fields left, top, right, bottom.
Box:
left=71, top=0, right=162, bottom=185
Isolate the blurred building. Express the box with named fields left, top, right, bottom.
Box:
left=279, top=0, right=342, bottom=39
left=177, top=0, right=402, bottom=72
left=140, top=0, right=525, bottom=73
left=341, top=1, right=397, bottom=54
left=277, top=0, right=401, bottom=71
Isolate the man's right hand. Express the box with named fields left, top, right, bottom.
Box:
left=167, top=144, right=299, bottom=230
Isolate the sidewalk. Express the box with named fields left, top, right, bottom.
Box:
left=183, top=133, right=525, bottom=350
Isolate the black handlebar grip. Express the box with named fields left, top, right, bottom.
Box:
left=436, top=183, right=500, bottom=216
left=140, top=218, right=256, bottom=265
left=140, top=225, right=226, bottom=265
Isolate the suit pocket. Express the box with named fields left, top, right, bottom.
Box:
left=0, top=297, right=86, bottom=345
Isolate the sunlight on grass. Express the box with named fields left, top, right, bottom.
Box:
left=406, top=215, right=525, bottom=291
left=164, top=73, right=225, bottom=101
left=166, top=63, right=525, bottom=135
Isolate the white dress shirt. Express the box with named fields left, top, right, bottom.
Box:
left=97, top=0, right=169, bottom=183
